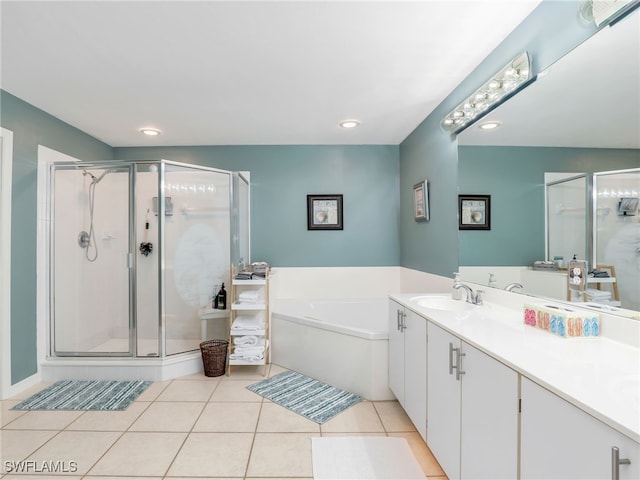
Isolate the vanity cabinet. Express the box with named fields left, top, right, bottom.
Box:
left=521, top=377, right=639, bottom=480
left=387, top=300, right=427, bottom=440
left=427, top=321, right=518, bottom=479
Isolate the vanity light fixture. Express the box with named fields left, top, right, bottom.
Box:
left=339, top=119, right=360, bottom=129
left=140, top=127, right=162, bottom=136
left=442, top=52, right=535, bottom=135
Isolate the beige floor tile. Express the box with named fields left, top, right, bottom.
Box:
left=374, top=400, right=418, bottom=432
left=27, top=431, right=121, bottom=475
left=66, top=401, right=150, bottom=431
left=156, top=379, right=218, bottom=402
left=390, top=432, right=446, bottom=478
left=1, top=401, right=28, bottom=427
left=88, top=432, right=186, bottom=477
left=246, top=433, right=314, bottom=478
left=0, top=430, right=59, bottom=466
left=192, top=402, right=261, bottom=432
left=267, top=364, right=289, bottom=377
left=2, top=410, right=83, bottom=430
left=134, top=380, right=170, bottom=401
left=166, top=432, right=253, bottom=477
left=256, top=402, right=320, bottom=433
left=320, top=401, right=385, bottom=433
left=129, top=401, right=204, bottom=432
left=209, top=380, right=263, bottom=402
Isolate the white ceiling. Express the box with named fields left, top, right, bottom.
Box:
left=0, top=0, right=541, bottom=147
left=459, top=8, right=640, bottom=149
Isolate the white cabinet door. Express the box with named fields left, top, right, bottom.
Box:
left=403, top=308, right=427, bottom=440
left=460, top=341, right=518, bottom=480
left=427, top=322, right=461, bottom=480
left=521, top=377, right=639, bottom=480
left=387, top=300, right=405, bottom=405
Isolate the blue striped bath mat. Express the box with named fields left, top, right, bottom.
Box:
left=246, top=371, right=362, bottom=423
left=11, top=380, right=151, bottom=411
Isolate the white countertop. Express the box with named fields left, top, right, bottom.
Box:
left=389, top=293, right=640, bottom=443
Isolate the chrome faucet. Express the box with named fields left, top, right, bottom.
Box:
left=504, top=282, right=524, bottom=292
left=453, top=283, right=484, bottom=305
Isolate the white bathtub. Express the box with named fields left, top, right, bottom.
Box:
left=271, top=298, right=393, bottom=401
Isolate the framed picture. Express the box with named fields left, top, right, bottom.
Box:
left=307, top=194, right=343, bottom=230
left=459, top=194, right=491, bottom=230
left=413, top=180, right=429, bottom=221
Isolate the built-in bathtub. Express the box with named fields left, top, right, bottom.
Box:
left=271, top=298, right=393, bottom=401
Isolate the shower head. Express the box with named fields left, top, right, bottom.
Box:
left=83, top=168, right=114, bottom=185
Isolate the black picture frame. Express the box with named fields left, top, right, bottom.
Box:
left=307, top=194, right=343, bottom=230
left=413, top=180, right=430, bottom=221
left=458, top=194, right=491, bottom=230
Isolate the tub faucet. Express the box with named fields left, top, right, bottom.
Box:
left=504, top=282, right=524, bottom=292
left=453, top=283, right=484, bottom=305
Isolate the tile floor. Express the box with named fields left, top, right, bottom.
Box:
left=1, top=364, right=447, bottom=479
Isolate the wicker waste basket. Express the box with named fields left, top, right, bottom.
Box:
left=200, top=340, right=229, bottom=377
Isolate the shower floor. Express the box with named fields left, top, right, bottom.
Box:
left=89, top=337, right=202, bottom=356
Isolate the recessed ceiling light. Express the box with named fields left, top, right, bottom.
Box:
left=140, top=127, right=161, bottom=136
left=478, top=121, right=502, bottom=130
left=339, top=119, right=360, bottom=129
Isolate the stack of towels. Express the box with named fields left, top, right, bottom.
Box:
left=231, top=314, right=264, bottom=334
left=230, top=336, right=267, bottom=361
left=585, top=288, right=612, bottom=303
left=237, top=290, right=264, bottom=305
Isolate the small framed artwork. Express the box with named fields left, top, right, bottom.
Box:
left=413, top=180, right=429, bottom=221
left=307, top=194, right=343, bottom=230
left=459, top=194, right=491, bottom=230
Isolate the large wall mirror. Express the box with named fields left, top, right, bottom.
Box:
left=457, top=9, right=640, bottom=318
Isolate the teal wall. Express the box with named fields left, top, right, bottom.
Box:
left=0, top=90, right=114, bottom=383
left=458, top=146, right=640, bottom=265
left=114, top=145, right=400, bottom=267
left=398, top=0, right=599, bottom=277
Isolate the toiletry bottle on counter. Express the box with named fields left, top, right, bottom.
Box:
left=216, top=283, right=227, bottom=310
left=452, top=272, right=463, bottom=300
left=489, top=273, right=497, bottom=288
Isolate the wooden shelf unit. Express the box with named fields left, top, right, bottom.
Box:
left=227, top=268, right=269, bottom=376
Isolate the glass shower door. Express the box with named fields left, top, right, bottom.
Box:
left=161, top=163, right=231, bottom=356
left=52, top=165, right=132, bottom=355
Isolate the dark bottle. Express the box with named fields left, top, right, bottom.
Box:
left=216, top=283, right=227, bottom=310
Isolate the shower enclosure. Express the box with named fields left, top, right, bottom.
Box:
left=546, top=168, right=640, bottom=310
left=50, top=160, right=249, bottom=358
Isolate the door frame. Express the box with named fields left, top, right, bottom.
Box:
left=1, top=128, right=13, bottom=398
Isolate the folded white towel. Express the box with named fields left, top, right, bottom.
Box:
left=238, top=290, right=264, bottom=304
left=229, top=352, right=264, bottom=361
left=233, top=335, right=260, bottom=346
left=231, top=315, right=264, bottom=331
left=586, top=289, right=611, bottom=299
left=234, top=345, right=265, bottom=355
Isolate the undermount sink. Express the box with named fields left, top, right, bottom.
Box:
left=409, top=294, right=476, bottom=312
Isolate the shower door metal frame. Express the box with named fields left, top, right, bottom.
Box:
left=49, top=161, right=136, bottom=357
left=49, top=159, right=238, bottom=358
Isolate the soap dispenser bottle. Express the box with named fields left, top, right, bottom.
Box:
left=216, top=283, right=227, bottom=310
left=489, top=273, right=497, bottom=288
left=452, top=273, right=463, bottom=300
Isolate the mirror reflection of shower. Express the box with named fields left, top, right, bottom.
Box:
left=78, top=168, right=113, bottom=262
